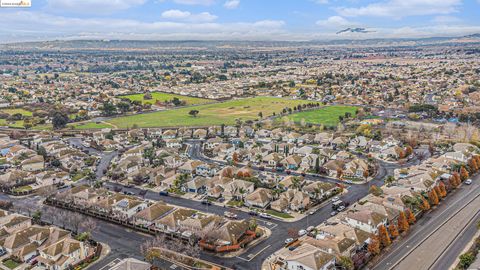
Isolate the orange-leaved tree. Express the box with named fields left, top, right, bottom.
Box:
left=388, top=223, right=399, bottom=239
left=368, top=234, right=381, bottom=255
left=438, top=182, right=447, bottom=197
left=378, top=224, right=391, bottom=248
left=428, top=189, right=439, bottom=206
left=397, top=211, right=409, bottom=233
left=420, top=197, right=431, bottom=211
left=460, top=166, right=469, bottom=181
left=405, top=209, right=416, bottom=224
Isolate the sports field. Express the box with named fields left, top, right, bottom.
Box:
left=118, top=92, right=212, bottom=106
left=283, top=106, right=357, bottom=126
left=106, top=97, right=311, bottom=128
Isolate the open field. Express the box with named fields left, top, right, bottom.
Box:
left=105, top=97, right=311, bottom=128
left=281, top=106, right=358, bottom=127
left=118, top=92, right=212, bottom=106
left=0, top=108, right=33, bottom=116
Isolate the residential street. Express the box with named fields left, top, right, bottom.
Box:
left=0, top=137, right=427, bottom=270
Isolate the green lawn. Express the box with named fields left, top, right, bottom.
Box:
left=118, top=92, right=212, bottom=106
left=1, top=108, right=33, bottom=117
left=106, top=97, right=311, bottom=128
left=266, top=209, right=294, bottom=219
left=282, top=106, right=358, bottom=127
left=12, top=185, right=32, bottom=193
left=3, top=259, right=19, bottom=269
left=72, top=122, right=114, bottom=130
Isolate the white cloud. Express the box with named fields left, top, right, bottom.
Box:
left=336, top=0, right=462, bottom=18
left=0, top=11, right=286, bottom=42
left=316, top=16, right=354, bottom=28
left=432, top=16, right=461, bottom=24
left=46, top=0, right=146, bottom=14
left=161, top=9, right=217, bottom=22
left=224, top=0, right=240, bottom=9
left=312, top=0, right=329, bottom=4
left=173, top=0, right=216, bottom=5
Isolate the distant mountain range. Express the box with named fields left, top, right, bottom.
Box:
left=0, top=33, right=479, bottom=49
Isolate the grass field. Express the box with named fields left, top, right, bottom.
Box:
left=118, top=92, right=212, bottom=106
left=0, top=108, right=33, bottom=116
left=105, top=97, right=311, bottom=128
left=73, top=122, right=115, bottom=130
left=282, top=106, right=358, bottom=127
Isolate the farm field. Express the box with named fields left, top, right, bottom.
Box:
left=281, top=106, right=358, bottom=127
left=118, top=92, right=212, bottom=106
left=105, top=97, right=312, bottom=128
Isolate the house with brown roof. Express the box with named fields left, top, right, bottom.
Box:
left=134, top=202, right=175, bottom=227
left=244, top=188, right=273, bottom=208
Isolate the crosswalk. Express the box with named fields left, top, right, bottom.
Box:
left=97, top=258, right=122, bottom=270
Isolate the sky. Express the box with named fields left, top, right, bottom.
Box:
left=0, top=0, right=480, bottom=42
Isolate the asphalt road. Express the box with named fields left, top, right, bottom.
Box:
left=373, top=175, right=480, bottom=270
left=1, top=137, right=415, bottom=269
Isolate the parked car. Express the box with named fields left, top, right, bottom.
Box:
left=332, top=196, right=340, bottom=202
left=330, top=211, right=338, bottom=216
left=123, top=191, right=135, bottom=196
left=285, top=238, right=294, bottom=244
left=159, top=191, right=169, bottom=196
left=308, top=210, right=315, bottom=215
left=286, top=170, right=291, bottom=175
left=306, top=226, right=315, bottom=232
left=337, top=206, right=346, bottom=212
left=249, top=210, right=258, bottom=216
left=259, top=212, right=272, bottom=219
left=298, top=229, right=307, bottom=236
left=465, top=179, right=473, bottom=185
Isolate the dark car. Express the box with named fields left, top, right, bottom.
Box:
left=159, top=191, right=169, bottom=196
left=201, top=200, right=212, bottom=205
left=123, top=191, right=135, bottom=195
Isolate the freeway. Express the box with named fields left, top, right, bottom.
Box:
left=373, top=174, right=480, bottom=270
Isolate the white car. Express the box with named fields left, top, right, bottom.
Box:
left=298, top=229, right=308, bottom=236
left=285, top=238, right=294, bottom=244
left=330, top=211, right=338, bottom=216
left=332, top=196, right=340, bottom=202
left=465, top=179, right=473, bottom=185
left=308, top=211, right=315, bottom=215
left=307, top=226, right=315, bottom=232
left=338, top=206, right=346, bottom=212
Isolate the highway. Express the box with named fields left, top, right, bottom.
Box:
left=373, top=175, right=480, bottom=270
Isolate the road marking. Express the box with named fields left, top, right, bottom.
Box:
left=375, top=184, right=480, bottom=270
left=236, top=244, right=272, bottom=262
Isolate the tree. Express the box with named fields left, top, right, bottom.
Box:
left=80, top=218, right=97, bottom=239
left=405, top=145, right=413, bottom=157
left=363, top=169, right=369, bottom=181
left=428, top=189, right=439, bottom=206
left=367, top=235, right=381, bottom=255
left=338, top=256, right=354, bottom=270
left=388, top=223, right=399, bottom=239
left=420, top=197, right=431, bottom=211
left=52, top=111, right=69, bottom=129
left=460, top=166, right=469, bottom=181
left=468, top=158, right=479, bottom=173
left=369, top=185, right=383, bottom=196
left=405, top=209, right=416, bottom=224
left=188, top=110, right=199, bottom=117
left=101, top=101, right=117, bottom=116
left=378, top=224, right=391, bottom=247
left=459, top=252, right=475, bottom=269
left=336, top=168, right=343, bottom=179
left=438, top=182, right=447, bottom=197
left=258, top=112, right=263, bottom=119
left=397, top=211, right=409, bottom=233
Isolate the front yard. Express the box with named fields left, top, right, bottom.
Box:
left=266, top=209, right=294, bottom=219
left=3, top=259, right=20, bottom=269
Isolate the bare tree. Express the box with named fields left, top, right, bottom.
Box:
left=80, top=218, right=98, bottom=238
left=66, top=212, right=84, bottom=234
